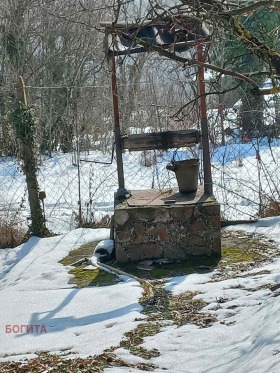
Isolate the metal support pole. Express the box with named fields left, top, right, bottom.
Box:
left=219, top=95, right=225, bottom=146
left=197, top=44, right=213, bottom=196
left=109, top=55, right=129, bottom=199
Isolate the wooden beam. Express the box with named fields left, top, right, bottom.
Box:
left=100, top=20, right=165, bottom=29
left=121, top=130, right=201, bottom=151
left=100, top=15, right=200, bottom=29
left=106, top=40, right=209, bottom=57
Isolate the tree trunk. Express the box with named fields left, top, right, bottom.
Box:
left=11, top=76, right=47, bottom=237
left=22, top=142, right=46, bottom=236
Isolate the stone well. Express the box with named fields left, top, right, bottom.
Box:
left=114, top=187, right=221, bottom=263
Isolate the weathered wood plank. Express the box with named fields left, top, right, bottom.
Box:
left=121, top=130, right=201, bottom=151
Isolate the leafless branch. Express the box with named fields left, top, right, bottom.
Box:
left=219, top=0, right=280, bottom=16
left=116, top=35, right=260, bottom=89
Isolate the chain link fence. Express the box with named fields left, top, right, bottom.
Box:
left=0, top=84, right=280, bottom=236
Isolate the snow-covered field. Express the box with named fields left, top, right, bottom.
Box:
left=2, top=219, right=280, bottom=372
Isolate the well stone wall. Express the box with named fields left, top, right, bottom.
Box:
left=114, top=191, right=221, bottom=262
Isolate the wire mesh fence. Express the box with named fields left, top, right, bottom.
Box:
left=1, top=83, right=280, bottom=236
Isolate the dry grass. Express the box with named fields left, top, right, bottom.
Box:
left=260, top=199, right=280, bottom=218
left=0, top=218, right=27, bottom=249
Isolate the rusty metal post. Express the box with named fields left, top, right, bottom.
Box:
left=197, top=44, right=213, bottom=195
left=109, top=55, right=129, bottom=199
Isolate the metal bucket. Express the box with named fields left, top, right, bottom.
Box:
left=167, top=159, right=199, bottom=193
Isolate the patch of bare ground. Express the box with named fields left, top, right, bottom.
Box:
left=213, top=230, right=280, bottom=281
left=0, top=351, right=155, bottom=372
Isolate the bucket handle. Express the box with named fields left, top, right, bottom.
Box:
left=166, top=163, right=176, bottom=172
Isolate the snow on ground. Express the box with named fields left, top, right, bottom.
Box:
left=0, top=228, right=143, bottom=361
left=111, top=217, right=280, bottom=373
left=2, top=220, right=280, bottom=371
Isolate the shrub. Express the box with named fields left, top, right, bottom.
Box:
left=0, top=218, right=27, bottom=249
left=260, top=199, right=280, bottom=218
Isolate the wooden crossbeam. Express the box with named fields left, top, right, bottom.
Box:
left=121, top=129, right=201, bottom=151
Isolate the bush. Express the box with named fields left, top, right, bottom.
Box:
left=0, top=218, right=27, bottom=249
left=260, top=199, right=280, bottom=218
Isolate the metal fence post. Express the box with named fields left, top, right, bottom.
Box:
left=197, top=44, right=213, bottom=196
left=109, top=55, right=129, bottom=199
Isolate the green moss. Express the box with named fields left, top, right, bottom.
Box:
left=111, top=256, right=219, bottom=281
left=221, top=245, right=265, bottom=266
left=60, top=242, right=119, bottom=288
left=68, top=265, right=119, bottom=288
left=108, top=241, right=267, bottom=282
left=59, top=242, right=98, bottom=266
left=60, top=236, right=268, bottom=289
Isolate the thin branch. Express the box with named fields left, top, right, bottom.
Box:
left=219, top=0, right=280, bottom=16
left=46, top=10, right=104, bottom=30
left=173, top=80, right=243, bottom=118
left=116, top=35, right=260, bottom=89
